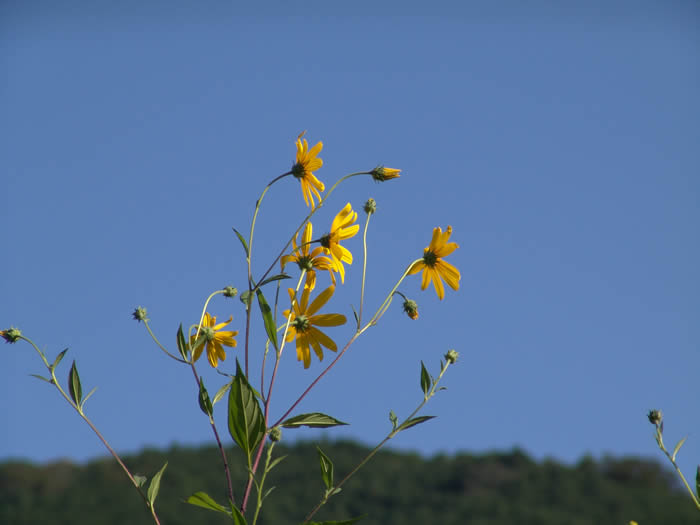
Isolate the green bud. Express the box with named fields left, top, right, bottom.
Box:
left=647, top=409, right=663, bottom=426
left=444, top=349, right=459, bottom=364
left=370, top=165, right=401, bottom=182
left=402, top=299, right=418, bottom=320
left=1, top=327, right=22, bottom=343
left=132, top=306, right=148, bottom=322
left=364, top=198, right=377, bottom=215
left=223, top=286, right=238, bottom=298
left=269, top=426, right=282, bottom=442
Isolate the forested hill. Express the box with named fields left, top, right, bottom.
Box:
left=1, top=440, right=695, bottom=524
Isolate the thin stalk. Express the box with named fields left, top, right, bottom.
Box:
left=143, top=320, right=187, bottom=363
left=251, top=442, right=277, bottom=525
left=655, top=426, right=700, bottom=510
left=357, top=210, right=372, bottom=327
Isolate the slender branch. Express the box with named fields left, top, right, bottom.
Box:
left=357, top=210, right=372, bottom=327
left=654, top=425, right=700, bottom=510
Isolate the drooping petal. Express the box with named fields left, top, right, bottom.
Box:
left=307, top=332, right=324, bottom=362
left=408, top=261, right=425, bottom=275
left=436, top=259, right=461, bottom=291
left=309, top=326, right=338, bottom=352
left=421, top=266, right=431, bottom=290
left=215, top=331, right=238, bottom=347
left=431, top=268, right=445, bottom=300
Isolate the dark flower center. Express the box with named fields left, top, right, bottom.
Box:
left=423, top=250, right=438, bottom=267
left=297, top=255, right=314, bottom=271
left=292, top=314, right=310, bottom=332
left=319, top=234, right=331, bottom=249
left=291, top=162, right=305, bottom=178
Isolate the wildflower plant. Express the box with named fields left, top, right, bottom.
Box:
left=4, top=133, right=461, bottom=524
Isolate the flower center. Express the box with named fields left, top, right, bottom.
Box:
left=297, top=255, right=314, bottom=271
left=292, top=314, right=310, bottom=333
left=319, top=234, right=331, bottom=249
left=202, top=326, right=216, bottom=341
left=291, top=162, right=305, bottom=178
left=423, top=250, right=438, bottom=267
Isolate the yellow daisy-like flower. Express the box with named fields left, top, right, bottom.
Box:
left=283, top=285, right=347, bottom=369
left=408, top=225, right=460, bottom=300
left=291, top=132, right=324, bottom=210
left=281, top=222, right=336, bottom=291
left=319, top=203, right=359, bottom=284
left=190, top=313, right=238, bottom=368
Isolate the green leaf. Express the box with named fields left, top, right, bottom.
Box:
left=307, top=515, right=366, bottom=525
left=213, top=378, right=233, bottom=405
left=80, top=386, right=98, bottom=410
left=420, top=361, right=430, bottom=396
left=268, top=454, right=287, bottom=472
left=231, top=503, right=248, bottom=525
left=176, top=324, right=189, bottom=361
left=198, top=378, right=213, bottom=417
left=695, top=465, right=700, bottom=499
left=239, top=290, right=253, bottom=309
left=133, top=474, right=147, bottom=488
left=51, top=348, right=68, bottom=371
left=389, top=410, right=398, bottom=431
left=262, top=486, right=276, bottom=502
left=147, top=461, right=168, bottom=505
left=397, top=415, right=436, bottom=432
left=281, top=413, right=349, bottom=429
left=672, top=435, right=688, bottom=462
left=258, top=273, right=291, bottom=288
left=317, top=446, right=334, bottom=490
left=68, top=360, right=82, bottom=406
left=29, top=373, right=52, bottom=383
left=256, top=289, right=278, bottom=351
left=186, top=491, right=231, bottom=515
left=228, top=360, right=266, bottom=457
left=232, top=228, right=250, bottom=259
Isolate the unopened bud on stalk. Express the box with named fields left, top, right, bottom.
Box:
left=444, top=349, right=459, bottom=364
left=132, top=307, right=148, bottom=322
left=223, top=286, right=238, bottom=298
left=364, top=198, right=377, bottom=215
left=1, top=327, right=22, bottom=343
left=647, top=409, right=663, bottom=426
left=402, top=299, right=418, bottom=320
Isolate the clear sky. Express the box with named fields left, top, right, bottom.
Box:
left=2, top=1, right=699, bottom=483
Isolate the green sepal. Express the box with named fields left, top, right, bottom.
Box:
left=176, top=324, right=189, bottom=361
left=51, top=348, right=68, bottom=371
left=420, top=361, right=430, bottom=396
left=389, top=410, right=398, bottom=431
left=397, top=415, right=436, bottom=432
left=228, top=359, right=266, bottom=458
left=147, top=461, right=168, bottom=505
left=198, top=378, right=213, bottom=417
left=232, top=228, right=250, bottom=259
left=258, top=273, right=291, bottom=288
left=317, top=446, right=334, bottom=490
left=307, top=515, right=366, bottom=525
left=186, top=491, right=231, bottom=515
left=68, top=360, right=83, bottom=406
left=239, top=290, right=253, bottom=309
left=133, top=474, right=147, bottom=488
left=212, top=378, right=233, bottom=405
left=256, top=289, right=278, bottom=351
left=281, top=413, right=348, bottom=429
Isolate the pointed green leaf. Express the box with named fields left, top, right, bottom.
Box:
left=29, top=373, right=52, bottom=383
left=239, top=290, right=253, bottom=309
left=672, top=435, right=688, bottom=462
left=231, top=503, right=248, bottom=525
left=695, top=465, right=700, bottom=499
left=213, top=378, right=233, bottom=405
left=317, top=446, right=334, bottom=490
left=258, top=273, right=291, bottom=288
left=186, top=491, right=231, bottom=514
left=262, top=485, right=276, bottom=502
left=147, top=461, right=168, bottom=505
left=256, top=289, right=278, bottom=350
left=397, top=415, right=436, bottom=432
left=281, top=413, right=349, bottom=429
left=389, top=410, right=398, bottom=431
left=420, top=361, right=430, bottom=396
left=198, top=378, right=213, bottom=417
left=133, top=474, right=147, bottom=488
left=228, top=360, right=266, bottom=457
left=51, top=348, right=69, bottom=371
left=68, top=360, right=82, bottom=406
left=268, top=454, right=287, bottom=472
left=176, top=324, right=189, bottom=361
left=232, top=228, right=250, bottom=259
left=307, top=515, right=366, bottom=525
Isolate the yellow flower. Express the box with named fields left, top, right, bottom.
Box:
left=190, top=313, right=238, bottom=368
left=281, top=222, right=336, bottom=291
left=291, top=132, right=324, bottom=210
left=408, top=225, right=460, bottom=300
left=319, top=203, right=359, bottom=283
left=370, top=165, right=401, bottom=182
left=283, top=285, right=347, bottom=369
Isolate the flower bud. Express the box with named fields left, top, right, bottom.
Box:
left=370, top=165, right=401, bottom=182
left=1, top=327, right=22, bottom=344
left=363, top=198, right=377, bottom=215
left=132, top=306, right=148, bottom=322
left=444, top=349, right=459, bottom=364
left=223, top=286, right=238, bottom=298
left=647, top=409, right=663, bottom=426
left=402, top=299, right=418, bottom=320
left=269, top=426, right=282, bottom=442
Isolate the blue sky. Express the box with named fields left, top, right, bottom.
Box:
left=2, top=0, right=699, bottom=484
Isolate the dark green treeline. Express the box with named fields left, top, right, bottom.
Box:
left=1, top=440, right=696, bottom=524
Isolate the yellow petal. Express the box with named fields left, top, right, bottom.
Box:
left=308, top=140, right=323, bottom=159
left=420, top=267, right=431, bottom=290
left=431, top=269, right=445, bottom=300
left=437, top=259, right=460, bottom=291
left=310, top=313, right=347, bottom=327
left=302, top=222, right=313, bottom=248
left=309, top=327, right=338, bottom=352
left=307, top=285, right=335, bottom=316
left=435, top=241, right=459, bottom=258
left=408, top=261, right=425, bottom=275
left=308, top=334, right=324, bottom=362
left=212, top=316, right=233, bottom=331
